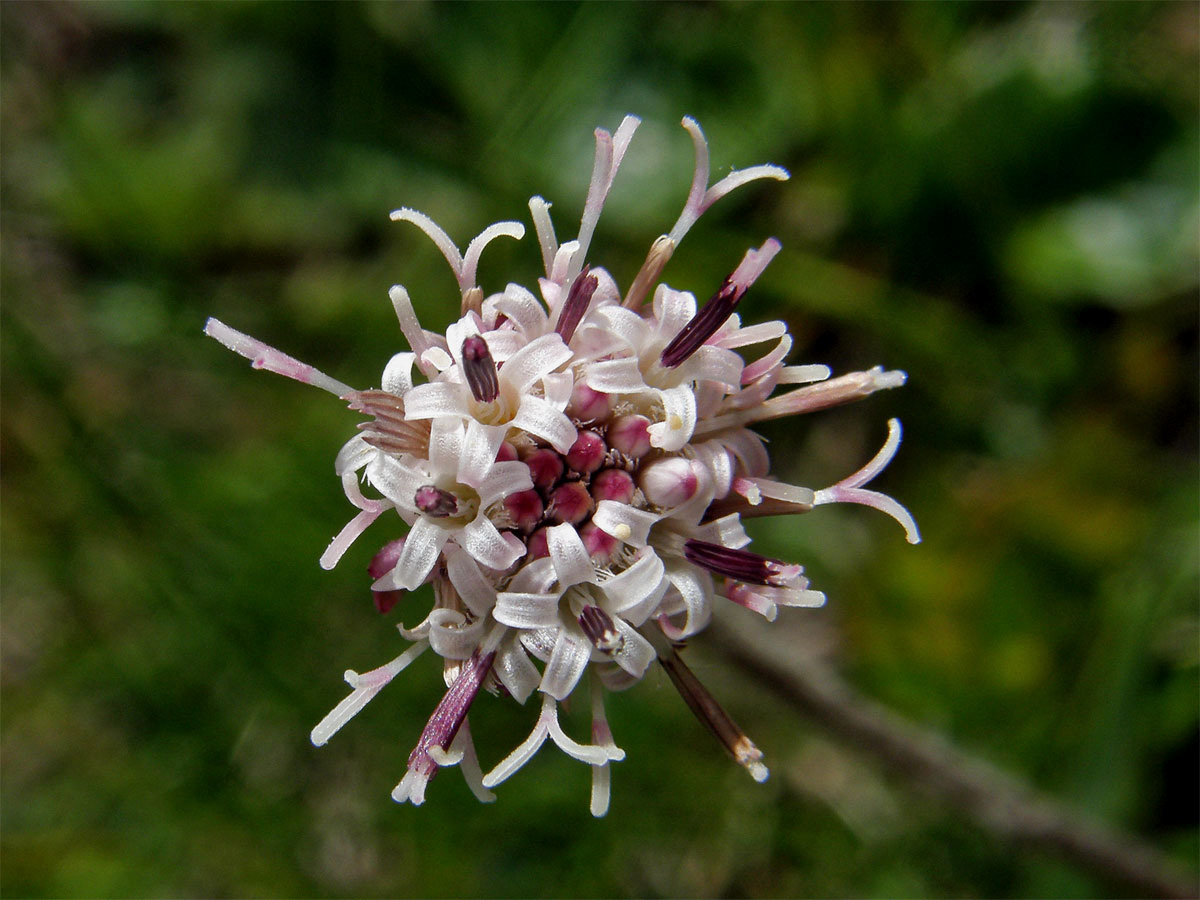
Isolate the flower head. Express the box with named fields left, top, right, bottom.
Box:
left=206, top=116, right=918, bottom=816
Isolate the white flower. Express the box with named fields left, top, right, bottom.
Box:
left=206, top=115, right=918, bottom=815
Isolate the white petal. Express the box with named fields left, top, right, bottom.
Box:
left=590, top=305, right=650, bottom=351
left=427, top=418, right=465, bottom=474
left=309, top=642, right=428, bottom=746
left=647, top=385, right=696, bottom=451
left=651, top=283, right=697, bottom=337
left=690, top=512, right=751, bottom=549
left=507, top=557, right=558, bottom=594
left=539, top=630, right=593, bottom=700
left=428, top=611, right=486, bottom=660
left=334, top=434, right=375, bottom=476
left=511, top=396, right=577, bottom=454
left=607, top=618, right=656, bottom=678
left=659, top=560, right=714, bottom=640
left=493, top=592, right=562, bottom=629
left=365, top=454, right=424, bottom=510
left=600, top=550, right=666, bottom=615
left=404, top=382, right=468, bottom=421
left=547, top=523, right=597, bottom=587
left=445, top=550, right=496, bottom=618
left=457, top=419, right=506, bottom=488
left=501, top=333, right=572, bottom=393
left=519, top=627, right=559, bottom=662
left=460, top=516, right=525, bottom=570
left=381, top=352, right=418, bottom=394
left=541, top=371, right=574, bottom=409
left=477, top=460, right=535, bottom=508
left=461, top=221, right=525, bottom=290
left=585, top=358, right=651, bottom=395
left=680, top=345, right=743, bottom=388
left=495, top=638, right=541, bottom=705
left=488, top=283, right=548, bottom=337
left=389, top=517, right=449, bottom=590
left=591, top=501, right=659, bottom=548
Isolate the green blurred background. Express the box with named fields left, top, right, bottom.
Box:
left=2, top=2, right=1196, bottom=897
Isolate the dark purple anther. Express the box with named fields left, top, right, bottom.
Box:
left=683, top=539, right=799, bottom=587
left=555, top=266, right=599, bottom=344
left=461, top=335, right=500, bottom=403
left=415, top=485, right=459, bottom=518
left=660, top=239, right=781, bottom=368
left=547, top=481, right=593, bottom=525
left=566, top=430, right=606, bottom=474
left=578, top=605, right=624, bottom=655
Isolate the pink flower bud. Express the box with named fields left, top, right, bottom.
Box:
left=607, top=415, right=651, bottom=458
left=369, top=539, right=406, bottom=614
left=495, top=441, right=519, bottom=462
left=373, top=590, right=404, bottom=615
left=503, top=489, right=544, bottom=532
left=527, top=527, right=550, bottom=560
left=591, top=468, right=635, bottom=504
left=638, top=457, right=700, bottom=508
left=547, top=481, right=594, bottom=525
left=580, top=522, right=619, bottom=563
left=567, top=382, right=611, bottom=421
left=523, top=448, right=565, bottom=490
left=368, top=538, right=405, bottom=580
left=566, top=430, right=606, bottom=474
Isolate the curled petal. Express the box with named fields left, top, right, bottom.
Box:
left=384, top=517, right=450, bottom=591
left=493, top=592, right=562, bottom=630
left=540, top=629, right=593, bottom=700
left=547, top=522, right=598, bottom=587
left=310, top=641, right=428, bottom=746
left=460, top=517, right=526, bottom=570
left=501, top=333, right=573, bottom=393
left=592, top=501, right=659, bottom=548
left=445, top=549, right=496, bottom=618
left=510, top=396, right=577, bottom=454
left=495, top=637, right=541, bottom=705
left=461, top=221, right=525, bottom=290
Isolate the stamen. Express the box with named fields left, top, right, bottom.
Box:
left=578, top=605, right=624, bottom=655
left=660, top=239, right=781, bottom=368
left=461, top=336, right=499, bottom=403
left=347, top=389, right=431, bottom=457
left=415, top=485, right=459, bottom=518
left=555, top=266, right=599, bottom=344
left=683, top=539, right=800, bottom=587
left=395, top=648, right=497, bottom=803
left=656, top=641, right=768, bottom=783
